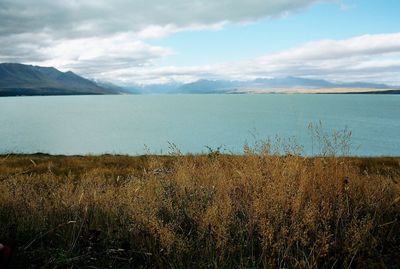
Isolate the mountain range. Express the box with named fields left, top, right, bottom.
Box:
left=127, top=77, right=395, bottom=94
left=0, top=63, right=398, bottom=96
left=0, top=63, right=124, bottom=96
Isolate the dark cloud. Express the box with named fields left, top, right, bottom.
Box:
left=0, top=0, right=321, bottom=37
left=0, top=0, right=323, bottom=80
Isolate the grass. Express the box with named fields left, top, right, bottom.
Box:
left=0, top=152, right=399, bottom=268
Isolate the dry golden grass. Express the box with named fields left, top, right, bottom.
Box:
left=0, top=153, right=399, bottom=268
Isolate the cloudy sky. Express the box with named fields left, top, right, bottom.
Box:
left=0, top=0, right=399, bottom=85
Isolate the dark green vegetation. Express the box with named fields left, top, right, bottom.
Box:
left=1, top=154, right=399, bottom=268
left=0, top=63, right=124, bottom=96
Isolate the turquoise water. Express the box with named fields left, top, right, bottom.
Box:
left=0, top=94, right=399, bottom=156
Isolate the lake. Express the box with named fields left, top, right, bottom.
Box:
left=0, top=94, right=399, bottom=156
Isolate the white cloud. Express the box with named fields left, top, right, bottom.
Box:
left=251, top=33, right=400, bottom=84
left=136, top=23, right=227, bottom=39
left=260, top=33, right=400, bottom=62
left=96, top=33, right=400, bottom=85
left=38, top=33, right=172, bottom=75
left=0, top=32, right=172, bottom=77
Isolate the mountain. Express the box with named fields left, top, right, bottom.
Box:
left=0, top=63, right=124, bottom=96
left=2, top=63, right=394, bottom=96
left=124, top=80, right=237, bottom=94
left=175, top=77, right=392, bottom=93
left=251, top=77, right=336, bottom=88
left=124, top=82, right=182, bottom=94
left=113, top=77, right=396, bottom=95
left=176, top=79, right=240, bottom=93
left=94, top=80, right=131, bottom=94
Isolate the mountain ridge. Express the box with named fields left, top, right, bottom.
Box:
left=124, top=77, right=396, bottom=94
left=175, top=77, right=393, bottom=94
left=0, top=63, right=123, bottom=96
left=1, top=63, right=398, bottom=96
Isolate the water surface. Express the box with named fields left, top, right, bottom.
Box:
left=0, top=94, right=399, bottom=156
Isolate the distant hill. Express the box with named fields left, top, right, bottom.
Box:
left=123, top=82, right=183, bottom=94
left=176, top=77, right=392, bottom=93
left=94, top=80, right=131, bottom=94
left=0, top=63, right=124, bottom=96
left=5, top=63, right=393, bottom=96
left=177, top=79, right=239, bottom=93
left=125, top=77, right=394, bottom=94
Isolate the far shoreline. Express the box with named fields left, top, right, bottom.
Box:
left=1, top=88, right=400, bottom=97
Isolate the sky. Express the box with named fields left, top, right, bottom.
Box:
left=0, top=0, right=399, bottom=85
